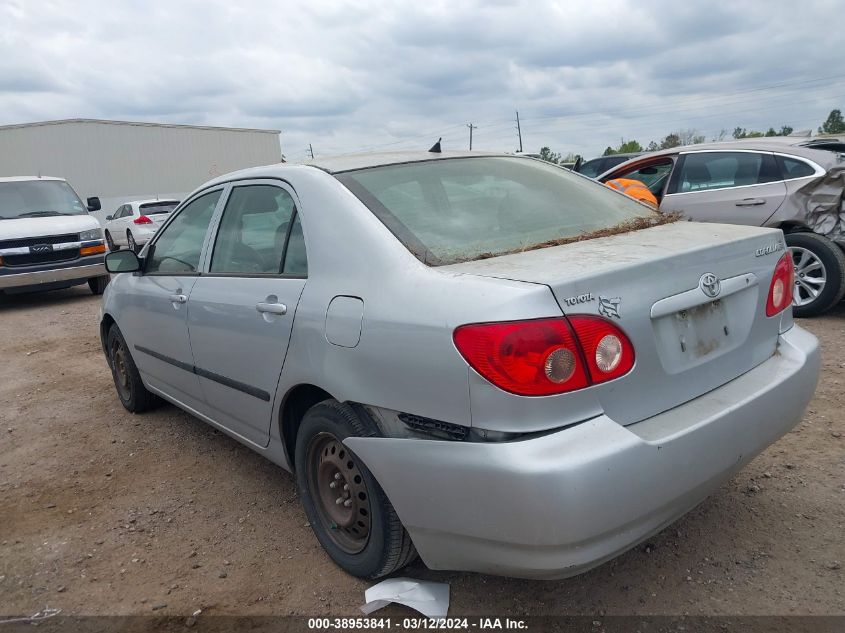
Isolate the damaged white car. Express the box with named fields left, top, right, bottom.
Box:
left=100, top=151, right=820, bottom=579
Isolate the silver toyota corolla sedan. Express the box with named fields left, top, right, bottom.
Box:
left=100, top=151, right=820, bottom=579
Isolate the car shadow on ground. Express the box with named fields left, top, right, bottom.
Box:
left=0, top=285, right=96, bottom=311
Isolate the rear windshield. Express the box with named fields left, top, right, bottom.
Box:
left=139, top=201, right=179, bottom=215
left=337, top=157, right=657, bottom=264
left=0, top=180, right=87, bottom=220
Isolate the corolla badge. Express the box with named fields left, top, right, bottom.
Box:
left=598, top=296, right=622, bottom=319
left=699, top=272, right=721, bottom=298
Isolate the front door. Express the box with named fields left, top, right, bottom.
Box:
left=120, top=188, right=224, bottom=408
left=186, top=182, right=308, bottom=446
left=660, top=151, right=787, bottom=225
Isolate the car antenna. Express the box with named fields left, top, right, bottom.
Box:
left=429, top=138, right=442, bottom=153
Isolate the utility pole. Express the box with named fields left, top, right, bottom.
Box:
left=515, top=110, right=523, bottom=153
left=308, top=144, right=314, bottom=159
left=467, top=123, right=477, bottom=150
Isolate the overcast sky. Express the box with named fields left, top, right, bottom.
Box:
left=1, top=0, right=842, bottom=161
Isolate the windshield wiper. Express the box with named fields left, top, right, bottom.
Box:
left=16, top=211, right=71, bottom=218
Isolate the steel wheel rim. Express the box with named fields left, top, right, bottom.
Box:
left=307, top=432, right=372, bottom=554
left=790, top=246, right=827, bottom=307
left=110, top=338, right=131, bottom=400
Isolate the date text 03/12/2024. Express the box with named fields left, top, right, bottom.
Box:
left=307, top=617, right=528, bottom=630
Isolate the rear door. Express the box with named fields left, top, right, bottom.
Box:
left=186, top=181, right=308, bottom=447
left=118, top=189, right=224, bottom=406
left=660, top=150, right=788, bottom=225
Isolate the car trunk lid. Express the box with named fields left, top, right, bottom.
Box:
left=441, top=221, right=788, bottom=426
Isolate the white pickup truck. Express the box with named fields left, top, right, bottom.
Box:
left=0, top=177, right=110, bottom=295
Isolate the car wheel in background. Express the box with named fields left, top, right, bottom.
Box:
left=786, top=232, right=845, bottom=318
left=88, top=276, right=110, bottom=295
left=295, top=401, right=417, bottom=578
left=105, top=230, right=117, bottom=251
left=127, top=231, right=138, bottom=253
left=106, top=324, right=160, bottom=413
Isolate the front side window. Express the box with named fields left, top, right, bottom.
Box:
left=576, top=158, right=606, bottom=178
left=673, top=152, right=779, bottom=193
left=338, top=157, right=657, bottom=265
left=0, top=180, right=88, bottom=220
left=210, top=185, right=297, bottom=274
left=145, top=190, right=222, bottom=274
left=616, top=159, right=674, bottom=196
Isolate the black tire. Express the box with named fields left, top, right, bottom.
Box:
left=105, top=230, right=118, bottom=251
left=127, top=231, right=138, bottom=253
left=786, top=232, right=845, bottom=318
left=106, top=324, right=160, bottom=413
left=295, top=401, right=416, bottom=578
left=88, top=275, right=110, bottom=295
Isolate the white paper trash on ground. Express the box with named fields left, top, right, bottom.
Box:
left=360, top=577, right=450, bottom=618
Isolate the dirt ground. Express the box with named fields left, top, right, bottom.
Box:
left=1, top=286, right=843, bottom=618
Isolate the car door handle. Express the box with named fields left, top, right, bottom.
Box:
left=169, top=293, right=187, bottom=304
left=256, top=302, right=287, bottom=315
left=735, top=198, right=766, bottom=206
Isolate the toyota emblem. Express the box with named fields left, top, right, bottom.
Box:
left=699, top=272, right=721, bottom=298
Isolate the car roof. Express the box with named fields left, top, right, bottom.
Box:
left=302, top=150, right=507, bottom=174
left=599, top=139, right=841, bottom=178
left=0, top=176, right=67, bottom=183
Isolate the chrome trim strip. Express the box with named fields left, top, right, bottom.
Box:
left=651, top=273, right=758, bottom=319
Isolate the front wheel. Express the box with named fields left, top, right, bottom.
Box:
left=295, top=401, right=416, bottom=578
left=88, top=275, right=110, bottom=295
left=786, top=232, right=845, bottom=318
left=106, top=325, right=160, bottom=413
left=127, top=231, right=138, bottom=253
left=105, top=230, right=117, bottom=251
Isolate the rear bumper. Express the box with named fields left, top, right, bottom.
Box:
left=0, top=256, right=106, bottom=290
left=345, top=325, right=820, bottom=579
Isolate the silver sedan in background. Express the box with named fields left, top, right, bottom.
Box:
left=599, top=140, right=845, bottom=317
left=100, top=151, right=819, bottom=579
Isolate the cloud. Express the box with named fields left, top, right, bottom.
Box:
left=0, top=0, right=841, bottom=160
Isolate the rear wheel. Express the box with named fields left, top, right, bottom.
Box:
left=786, top=232, right=845, bottom=317
left=295, top=401, right=416, bottom=578
left=88, top=276, right=110, bottom=295
left=127, top=231, right=138, bottom=253
left=106, top=325, right=160, bottom=413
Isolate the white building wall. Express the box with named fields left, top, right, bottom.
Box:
left=0, top=119, right=282, bottom=223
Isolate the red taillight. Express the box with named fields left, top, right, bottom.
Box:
left=766, top=252, right=794, bottom=317
left=133, top=215, right=153, bottom=225
left=568, top=315, right=635, bottom=383
left=453, top=316, right=634, bottom=396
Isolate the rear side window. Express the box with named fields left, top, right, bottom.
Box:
left=672, top=152, right=780, bottom=193
left=337, top=157, right=657, bottom=265
left=146, top=190, right=221, bottom=274
left=776, top=156, right=817, bottom=180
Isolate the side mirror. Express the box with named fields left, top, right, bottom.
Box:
left=105, top=215, right=113, bottom=221
left=87, top=196, right=102, bottom=212
left=105, top=250, right=141, bottom=273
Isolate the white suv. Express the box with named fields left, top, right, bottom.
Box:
left=0, top=176, right=110, bottom=295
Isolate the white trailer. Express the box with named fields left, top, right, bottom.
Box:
left=0, top=119, right=282, bottom=224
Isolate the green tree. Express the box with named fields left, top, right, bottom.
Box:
left=779, top=125, right=794, bottom=136
left=660, top=133, right=681, bottom=149
left=646, top=140, right=660, bottom=152
left=819, top=109, right=845, bottom=134
left=602, top=146, right=617, bottom=156
left=538, top=146, right=562, bottom=164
